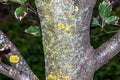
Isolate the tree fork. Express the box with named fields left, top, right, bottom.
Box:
left=35, top=0, right=97, bottom=79
left=0, top=0, right=120, bottom=80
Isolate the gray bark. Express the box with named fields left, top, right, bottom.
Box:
left=0, top=31, right=39, bottom=80
left=0, top=0, right=120, bottom=80
left=35, top=0, right=97, bottom=80
left=35, top=0, right=120, bottom=80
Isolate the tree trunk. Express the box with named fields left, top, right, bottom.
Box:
left=1, top=0, right=120, bottom=80
left=35, top=0, right=97, bottom=80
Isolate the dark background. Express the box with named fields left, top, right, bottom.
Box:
left=0, top=0, right=120, bottom=80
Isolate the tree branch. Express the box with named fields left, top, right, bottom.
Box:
left=0, top=30, right=39, bottom=80
left=0, top=62, right=25, bottom=80
left=94, top=30, right=120, bottom=70
left=0, top=62, right=38, bottom=80
left=0, top=62, right=16, bottom=79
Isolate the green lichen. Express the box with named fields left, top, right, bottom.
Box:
left=41, top=0, right=52, bottom=4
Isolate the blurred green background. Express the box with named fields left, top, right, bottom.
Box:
left=0, top=0, right=120, bottom=80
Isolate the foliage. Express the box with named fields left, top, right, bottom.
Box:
left=0, top=3, right=45, bottom=80
left=92, top=17, right=100, bottom=26
left=0, top=0, right=120, bottom=80
left=92, top=0, right=119, bottom=28
left=25, top=26, right=41, bottom=36
left=91, top=0, right=120, bottom=80
left=14, top=5, right=27, bottom=21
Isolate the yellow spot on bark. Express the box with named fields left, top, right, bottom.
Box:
left=63, top=49, right=69, bottom=53
left=57, top=78, right=60, bottom=80
left=58, top=23, right=65, bottom=29
left=67, top=66, right=72, bottom=70
left=9, top=55, right=20, bottom=63
left=67, top=33, right=72, bottom=37
left=56, top=71, right=63, bottom=77
left=64, top=76, right=72, bottom=80
left=68, top=13, right=73, bottom=18
left=54, top=4, right=58, bottom=9
left=65, top=25, right=71, bottom=32
left=44, top=45, right=49, bottom=50
left=46, top=74, right=56, bottom=80
left=74, top=6, right=79, bottom=12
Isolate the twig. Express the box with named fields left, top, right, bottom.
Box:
left=102, top=27, right=109, bottom=33
left=91, top=30, right=118, bottom=38
left=27, top=8, right=37, bottom=14
left=95, top=30, right=120, bottom=70
left=27, top=3, right=38, bottom=14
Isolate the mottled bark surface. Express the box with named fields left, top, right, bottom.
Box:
left=35, top=0, right=120, bottom=80
left=35, top=0, right=97, bottom=80
left=0, top=31, right=39, bottom=80
left=95, top=30, right=120, bottom=70
left=1, top=0, right=120, bottom=80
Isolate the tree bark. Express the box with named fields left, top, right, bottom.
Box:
left=1, top=0, right=120, bottom=80
left=35, top=0, right=97, bottom=80
left=95, top=30, right=120, bottom=70
left=0, top=31, right=39, bottom=80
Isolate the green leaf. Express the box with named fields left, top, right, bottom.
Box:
left=14, top=5, right=27, bottom=21
left=99, top=0, right=112, bottom=21
left=92, top=17, right=100, bottom=26
left=105, top=16, right=119, bottom=25
left=25, top=26, right=41, bottom=36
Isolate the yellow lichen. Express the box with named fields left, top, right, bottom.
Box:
left=58, top=23, right=65, bottom=29
left=68, top=13, right=73, bottom=18
left=57, top=78, right=60, bottom=80
left=67, top=33, right=72, bottom=37
left=74, top=6, right=79, bottom=12
left=46, top=74, right=56, bottom=80
left=65, top=25, right=71, bottom=32
left=63, top=49, right=69, bottom=54
left=54, top=4, right=58, bottom=9
left=44, top=45, right=49, bottom=50
left=66, top=66, right=72, bottom=70
left=46, top=73, right=72, bottom=80
left=9, top=55, right=20, bottom=63
left=56, top=72, right=63, bottom=77
left=64, top=76, right=72, bottom=80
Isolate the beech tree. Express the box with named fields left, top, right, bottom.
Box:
left=0, top=0, right=120, bottom=80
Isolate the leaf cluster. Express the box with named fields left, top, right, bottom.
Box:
left=92, top=0, right=119, bottom=28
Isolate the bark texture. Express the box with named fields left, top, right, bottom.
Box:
left=0, top=31, right=39, bottom=80
left=0, top=0, right=120, bottom=80
left=35, top=0, right=97, bottom=80
left=95, top=30, right=120, bottom=70
left=35, top=0, right=120, bottom=80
